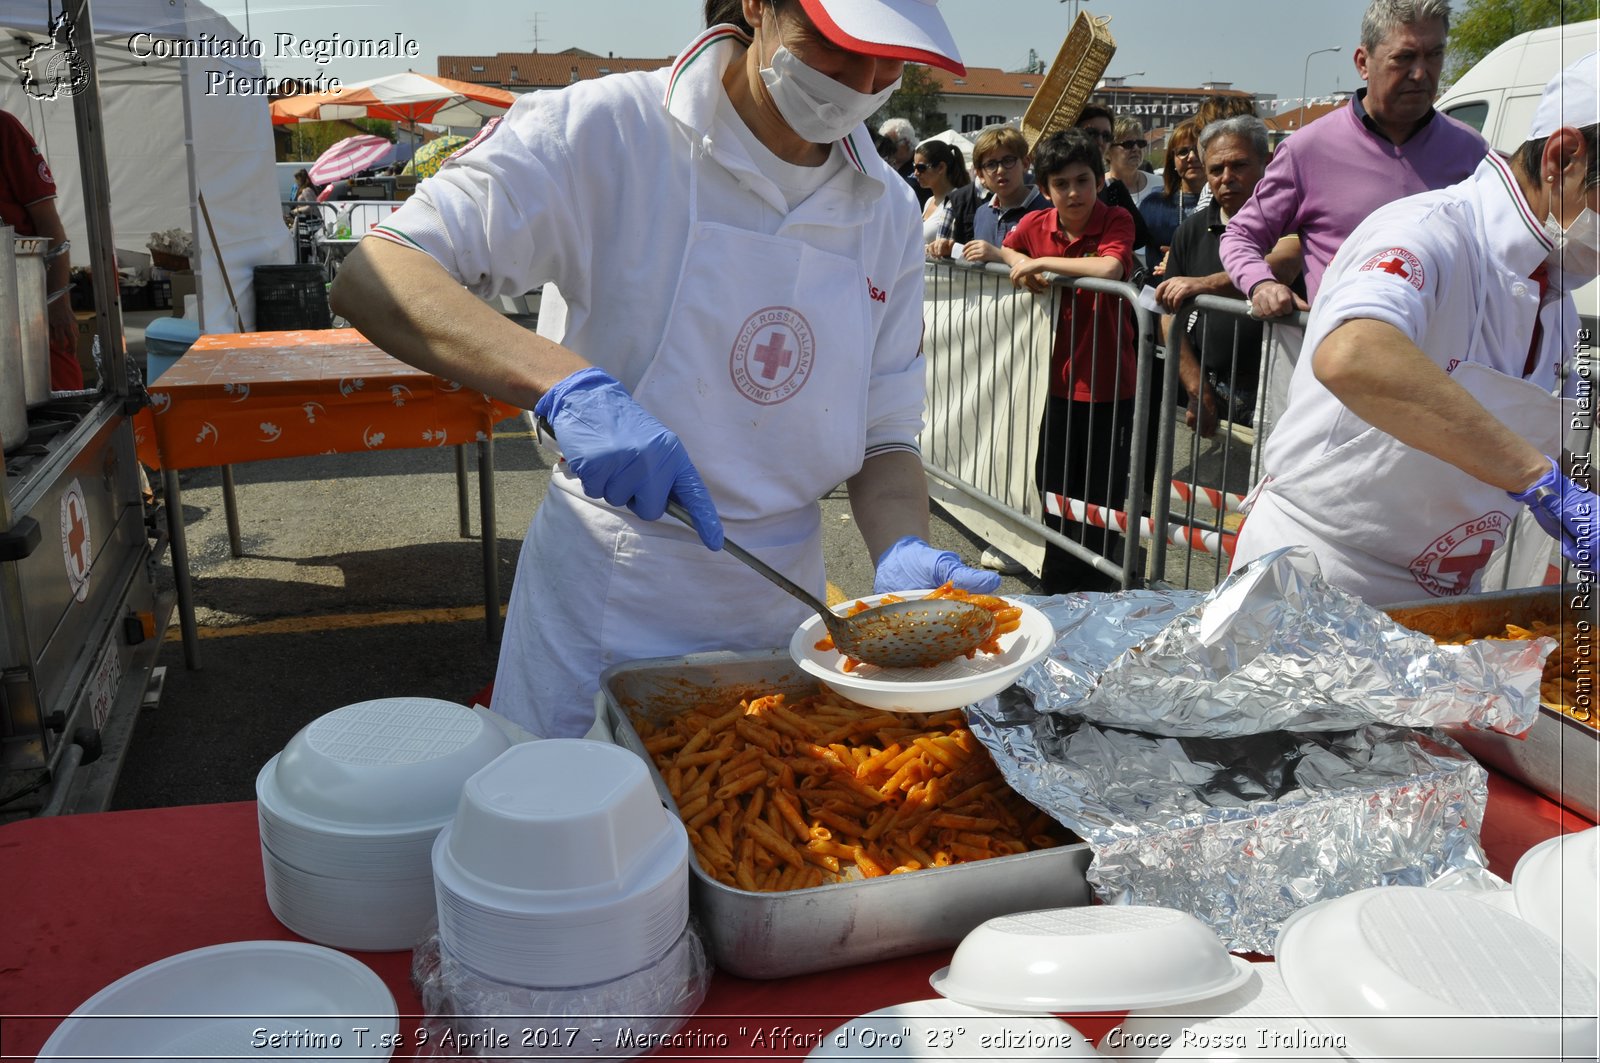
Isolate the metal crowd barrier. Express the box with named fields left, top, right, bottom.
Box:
left=920, top=258, right=1157, bottom=591
left=1147, top=293, right=1307, bottom=591
left=920, top=256, right=1307, bottom=593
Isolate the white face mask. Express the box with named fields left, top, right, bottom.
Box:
left=1544, top=206, right=1600, bottom=286
left=759, top=45, right=899, bottom=145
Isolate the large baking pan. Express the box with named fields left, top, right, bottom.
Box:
left=599, top=649, right=1094, bottom=979
left=1386, top=586, right=1599, bottom=821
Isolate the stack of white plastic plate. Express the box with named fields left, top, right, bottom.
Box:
left=431, top=739, right=690, bottom=987
left=1276, top=885, right=1599, bottom=1063
left=38, top=941, right=396, bottom=1060
left=930, top=906, right=1254, bottom=1013
left=256, top=697, right=511, bottom=951
left=1513, top=827, right=1600, bottom=977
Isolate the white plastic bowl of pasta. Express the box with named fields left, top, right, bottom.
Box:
left=789, top=592, right=1055, bottom=714
left=930, top=906, right=1254, bottom=1013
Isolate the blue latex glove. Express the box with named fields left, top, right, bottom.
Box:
left=534, top=367, right=723, bottom=550
left=1508, top=456, right=1597, bottom=575
left=874, top=535, right=1001, bottom=595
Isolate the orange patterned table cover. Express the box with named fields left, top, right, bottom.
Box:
left=133, top=329, right=521, bottom=470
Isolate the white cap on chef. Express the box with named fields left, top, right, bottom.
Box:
left=796, top=0, right=965, bottom=75
left=1528, top=51, right=1600, bottom=140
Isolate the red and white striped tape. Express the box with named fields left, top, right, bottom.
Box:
left=1044, top=492, right=1240, bottom=557
left=1169, top=480, right=1249, bottom=516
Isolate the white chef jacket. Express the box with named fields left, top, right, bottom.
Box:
left=368, top=26, right=928, bottom=735
left=1232, top=152, right=1578, bottom=603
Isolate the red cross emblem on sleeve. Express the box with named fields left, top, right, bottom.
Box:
left=1359, top=247, right=1425, bottom=291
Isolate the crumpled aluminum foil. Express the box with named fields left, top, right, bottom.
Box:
left=967, top=688, right=1489, bottom=954
left=960, top=550, right=1525, bottom=953
left=1072, top=547, right=1550, bottom=738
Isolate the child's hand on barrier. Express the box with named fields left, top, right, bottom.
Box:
left=1008, top=257, right=1048, bottom=292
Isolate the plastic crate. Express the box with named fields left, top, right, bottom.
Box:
left=253, top=264, right=332, bottom=331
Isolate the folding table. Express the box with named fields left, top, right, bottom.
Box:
left=134, top=329, right=522, bottom=668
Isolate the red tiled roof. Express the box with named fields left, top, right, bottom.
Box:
left=437, top=52, right=672, bottom=87
left=1263, top=100, right=1349, bottom=133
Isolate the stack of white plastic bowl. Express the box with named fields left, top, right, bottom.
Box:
left=430, top=739, right=690, bottom=988
left=256, top=697, right=511, bottom=951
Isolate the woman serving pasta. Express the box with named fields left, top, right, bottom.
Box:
left=330, top=0, right=998, bottom=738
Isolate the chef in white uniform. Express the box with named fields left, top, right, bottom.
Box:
left=1231, top=53, right=1600, bottom=605
left=331, top=0, right=999, bottom=737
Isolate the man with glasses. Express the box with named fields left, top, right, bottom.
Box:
left=962, top=125, right=1049, bottom=263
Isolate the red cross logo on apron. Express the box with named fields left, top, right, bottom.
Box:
left=729, top=306, right=816, bottom=406
left=752, top=331, right=793, bottom=380
left=1409, top=512, right=1508, bottom=597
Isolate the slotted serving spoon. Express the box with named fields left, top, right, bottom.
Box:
left=665, top=500, right=996, bottom=669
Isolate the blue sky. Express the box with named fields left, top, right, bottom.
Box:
left=207, top=0, right=1382, bottom=111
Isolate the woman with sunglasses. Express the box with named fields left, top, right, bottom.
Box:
left=1139, top=119, right=1207, bottom=274
left=329, top=0, right=998, bottom=740
left=1106, top=117, right=1154, bottom=207
left=913, top=138, right=970, bottom=243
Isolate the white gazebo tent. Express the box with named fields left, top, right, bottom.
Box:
left=0, top=0, right=291, bottom=334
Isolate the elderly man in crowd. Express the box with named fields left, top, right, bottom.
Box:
left=879, top=116, right=931, bottom=207
left=1220, top=0, right=1485, bottom=434
left=1157, top=116, right=1302, bottom=437
left=1222, top=0, right=1484, bottom=314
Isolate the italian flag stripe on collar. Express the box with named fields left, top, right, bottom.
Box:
left=664, top=25, right=749, bottom=110
left=1485, top=150, right=1554, bottom=250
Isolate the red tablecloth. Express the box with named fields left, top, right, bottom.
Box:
left=0, top=772, right=1586, bottom=1059
left=132, top=330, right=520, bottom=470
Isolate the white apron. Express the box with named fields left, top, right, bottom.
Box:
left=1232, top=361, right=1562, bottom=606
left=493, top=149, right=876, bottom=737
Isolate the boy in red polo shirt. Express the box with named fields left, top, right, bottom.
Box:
left=999, top=129, right=1138, bottom=593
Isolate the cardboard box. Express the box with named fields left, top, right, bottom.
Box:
left=170, top=270, right=196, bottom=317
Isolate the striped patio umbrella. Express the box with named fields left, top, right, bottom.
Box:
left=308, top=134, right=395, bottom=184
left=403, top=134, right=470, bottom=179
left=271, top=73, right=514, bottom=129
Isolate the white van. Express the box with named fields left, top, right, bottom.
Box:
left=1435, top=20, right=1599, bottom=339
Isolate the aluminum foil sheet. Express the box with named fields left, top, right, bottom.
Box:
left=961, top=550, right=1514, bottom=953
left=1072, top=547, right=1550, bottom=738
left=966, top=691, right=1489, bottom=954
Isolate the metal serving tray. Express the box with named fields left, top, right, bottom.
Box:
left=1386, top=586, right=1599, bottom=821
left=599, top=649, right=1093, bottom=979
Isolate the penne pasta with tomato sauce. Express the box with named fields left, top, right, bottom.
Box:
left=630, top=688, right=1074, bottom=892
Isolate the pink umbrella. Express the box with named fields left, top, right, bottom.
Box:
left=308, top=134, right=395, bottom=185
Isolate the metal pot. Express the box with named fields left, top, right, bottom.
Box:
left=14, top=236, right=51, bottom=407
left=0, top=228, right=26, bottom=451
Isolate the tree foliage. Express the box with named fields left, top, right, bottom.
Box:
left=872, top=64, right=947, bottom=137
left=279, top=117, right=397, bottom=163
left=1445, top=0, right=1598, bottom=81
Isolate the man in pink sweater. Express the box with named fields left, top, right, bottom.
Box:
left=1221, top=0, right=1486, bottom=317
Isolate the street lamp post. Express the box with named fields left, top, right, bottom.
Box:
left=1300, top=46, right=1341, bottom=130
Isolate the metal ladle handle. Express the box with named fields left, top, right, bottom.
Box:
left=664, top=499, right=840, bottom=628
